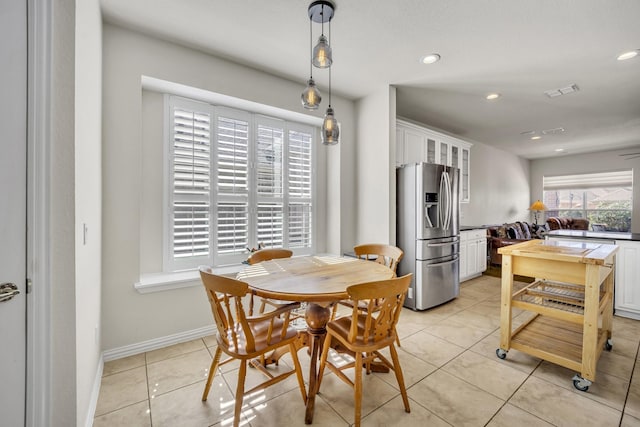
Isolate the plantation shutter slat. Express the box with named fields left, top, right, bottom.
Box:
left=288, top=130, right=312, bottom=198
left=216, top=202, right=249, bottom=254
left=217, top=116, right=249, bottom=195
left=257, top=124, right=284, bottom=197
left=257, top=203, right=284, bottom=247
left=288, top=203, right=312, bottom=248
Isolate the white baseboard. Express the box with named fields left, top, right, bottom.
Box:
left=102, top=325, right=217, bottom=362
left=85, top=353, right=104, bottom=427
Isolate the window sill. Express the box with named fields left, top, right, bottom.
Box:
left=134, top=264, right=245, bottom=294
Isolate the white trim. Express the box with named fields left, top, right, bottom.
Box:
left=83, top=354, right=104, bottom=427
left=26, top=0, right=52, bottom=425
left=103, top=325, right=216, bottom=362
left=134, top=264, right=245, bottom=294
left=142, top=75, right=323, bottom=127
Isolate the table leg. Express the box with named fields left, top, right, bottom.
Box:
left=304, top=302, right=331, bottom=424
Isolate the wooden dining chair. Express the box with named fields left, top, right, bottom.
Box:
left=318, top=274, right=412, bottom=427
left=333, top=244, right=404, bottom=345
left=353, top=243, right=404, bottom=272
left=246, top=248, right=297, bottom=315
left=199, top=266, right=307, bottom=427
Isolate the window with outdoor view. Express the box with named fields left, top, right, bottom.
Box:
left=165, top=96, right=315, bottom=271
left=543, top=170, right=633, bottom=232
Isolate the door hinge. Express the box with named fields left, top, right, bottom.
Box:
left=26, top=278, right=32, bottom=294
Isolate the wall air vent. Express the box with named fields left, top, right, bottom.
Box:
left=544, top=84, right=579, bottom=98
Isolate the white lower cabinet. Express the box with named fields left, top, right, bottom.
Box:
left=460, top=229, right=487, bottom=282
left=614, top=240, right=640, bottom=320
left=546, top=235, right=640, bottom=320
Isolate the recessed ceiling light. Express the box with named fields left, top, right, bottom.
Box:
left=531, top=136, right=542, bottom=140
left=421, top=54, right=441, bottom=64
left=486, top=93, right=500, bottom=100
left=555, top=148, right=566, bottom=152
left=617, top=50, right=639, bottom=61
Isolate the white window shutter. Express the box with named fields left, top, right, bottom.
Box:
left=167, top=101, right=212, bottom=270
left=214, top=109, right=251, bottom=260
left=165, top=98, right=315, bottom=270
left=287, top=126, right=313, bottom=249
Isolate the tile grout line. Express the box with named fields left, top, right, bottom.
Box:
left=617, top=337, right=639, bottom=426
left=145, top=350, right=154, bottom=427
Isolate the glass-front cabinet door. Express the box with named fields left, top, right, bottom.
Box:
left=461, top=147, right=470, bottom=202
left=396, top=118, right=472, bottom=202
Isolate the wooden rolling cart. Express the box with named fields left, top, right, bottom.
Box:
left=495, top=239, right=618, bottom=391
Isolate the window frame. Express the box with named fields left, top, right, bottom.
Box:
left=542, top=170, right=633, bottom=232
left=163, top=96, right=317, bottom=272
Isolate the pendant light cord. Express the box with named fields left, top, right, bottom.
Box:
left=309, top=18, right=313, bottom=78
left=328, top=19, right=332, bottom=107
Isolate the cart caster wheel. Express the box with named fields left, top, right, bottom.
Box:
left=496, top=348, right=507, bottom=359
left=572, top=374, right=591, bottom=392
left=605, top=339, right=613, bottom=351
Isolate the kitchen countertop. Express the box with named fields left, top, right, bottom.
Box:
left=546, top=229, right=640, bottom=242
left=460, top=225, right=487, bottom=231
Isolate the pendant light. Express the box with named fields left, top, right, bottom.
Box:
left=313, top=35, right=332, bottom=68
left=303, top=1, right=339, bottom=145
left=310, top=2, right=333, bottom=68
left=322, top=65, right=339, bottom=145
left=301, top=19, right=321, bottom=109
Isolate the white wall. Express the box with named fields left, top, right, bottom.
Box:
left=531, top=148, right=640, bottom=232
left=459, top=141, right=531, bottom=225
left=102, top=24, right=356, bottom=350
left=75, top=0, right=102, bottom=424
left=355, top=86, right=396, bottom=245
left=50, top=0, right=77, bottom=425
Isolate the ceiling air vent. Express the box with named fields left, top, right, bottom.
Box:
left=542, top=127, right=565, bottom=135
left=544, top=84, right=579, bottom=98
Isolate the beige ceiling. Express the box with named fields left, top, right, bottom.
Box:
left=100, top=0, right=640, bottom=159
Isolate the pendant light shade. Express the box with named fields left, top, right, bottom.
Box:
left=321, top=107, right=339, bottom=145
left=312, top=35, right=332, bottom=68
left=301, top=78, right=322, bottom=109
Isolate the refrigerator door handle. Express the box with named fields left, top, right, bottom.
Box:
left=426, top=258, right=458, bottom=267
left=438, top=172, right=445, bottom=227
left=427, top=241, right=458, bottom=248
left=443, top=171, right=449, bottom=230
left=442, top=170, right=451, bottom=230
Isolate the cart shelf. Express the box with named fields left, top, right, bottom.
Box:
left=512, top=280, right=608, bottom=324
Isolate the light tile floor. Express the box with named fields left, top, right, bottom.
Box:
left=94, top=275, right=640, bottom=426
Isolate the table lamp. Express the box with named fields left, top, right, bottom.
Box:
left=529, top=200, right=547, bottom=226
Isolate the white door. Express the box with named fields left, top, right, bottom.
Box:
left=0, top=1, right=28, bottom=425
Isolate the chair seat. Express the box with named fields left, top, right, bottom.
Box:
left=218, top=317, right=300, bottom=357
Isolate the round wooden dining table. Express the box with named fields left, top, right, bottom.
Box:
left=236, top=255, right=394, bottom=424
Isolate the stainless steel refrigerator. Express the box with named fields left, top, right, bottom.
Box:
left=397, top=162, right=460, bottom=310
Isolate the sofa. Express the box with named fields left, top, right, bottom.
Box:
left=486, top=221, right=541, bottom=266
left=546, top=217, right=590, bottom=231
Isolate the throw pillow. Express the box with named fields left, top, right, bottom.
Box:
left=496, top=226, right=507, bottom=238
left=518, top=221, right=532, bottom=239
left=506, top=224, right=521, bottom=239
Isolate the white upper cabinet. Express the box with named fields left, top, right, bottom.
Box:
left=396, top=118, right=472, bottom=203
